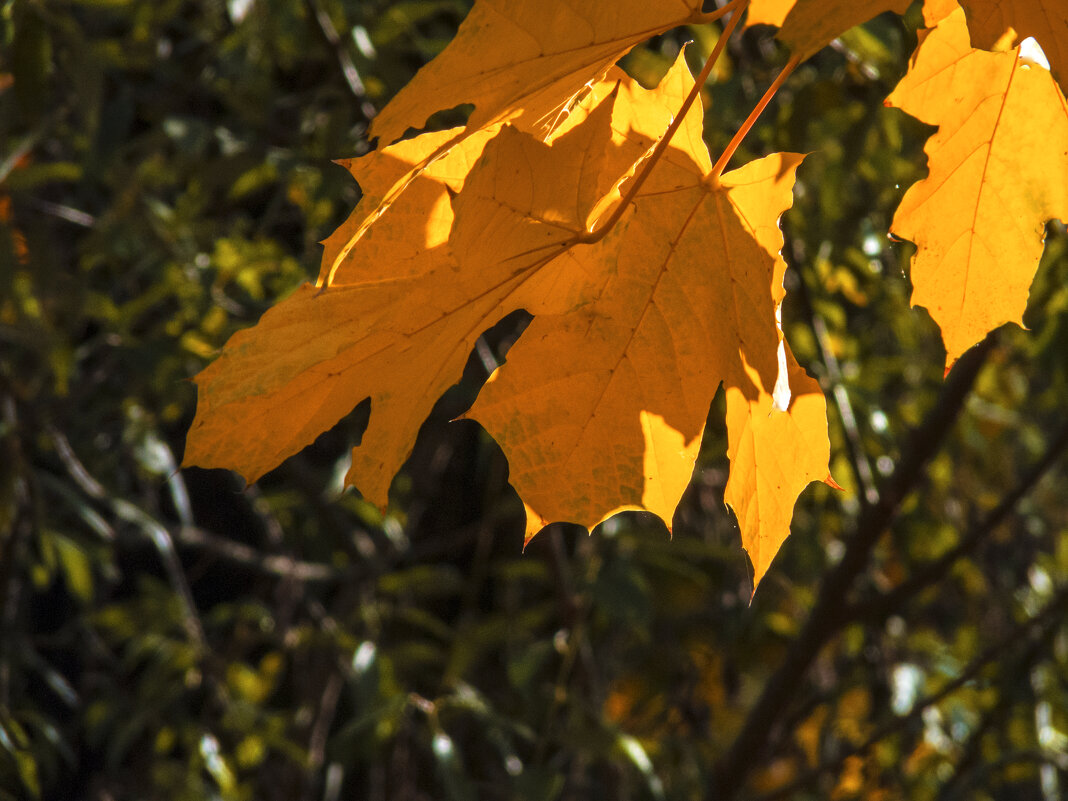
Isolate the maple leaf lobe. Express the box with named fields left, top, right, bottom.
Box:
left=888, top=8, right=1068, bottom=368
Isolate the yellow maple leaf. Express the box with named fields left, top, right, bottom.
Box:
left=184, top=125, right=506, bottom=505
left=922, top=0, right=963, bottom=27
left=456, top=56, right=830, bottom=581
left=184, top=68, right=651, bottom=508
left=887, top=8, right=1068, bottom=368
left=368, top=0, right=719, bottom=148
left=724, top=346, right=830, bottom=588
left=319, top=126, right=498, bottom=287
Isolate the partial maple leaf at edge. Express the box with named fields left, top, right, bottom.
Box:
left=745, top=0, right=911, bottom=59
left=887, top=8, right=1068, bottom=369
left=185, top=53, right=831, bottom=590
left=367, top=0, right=716, bottom=149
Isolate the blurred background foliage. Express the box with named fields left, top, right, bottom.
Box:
left=1, top=1, right=1067, bottom=799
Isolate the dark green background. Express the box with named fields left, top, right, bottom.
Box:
left=1, top=1, right=1066, bottom=799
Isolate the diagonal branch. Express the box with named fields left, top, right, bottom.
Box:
left=752, top=581, right=1068, bottom=801
left=711, top=334, right=996, bottom=799
left=708, top=53, right=801, bottom=183
left=176, top=525, right=343, bottom=582
left=845, top=418, right=1068, bottom=626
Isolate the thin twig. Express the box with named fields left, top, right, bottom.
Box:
left=49, top=427, right=207, bottom=648
left=176, top=526, right=342, bottom=582
left=306, top=670, right=345, bottom=795
left=0, top=123, right=45, bottom=184
left=303, top=0, right=377, bottom=119
left=691, top=0, right=748, bottom=26
left=535, top=528, right=603, bottom=764
left=23, top=196, right=95, bottom=227
left=535, top=528, right=584, bottom=763
left=790, top=243, right=879, bottom=505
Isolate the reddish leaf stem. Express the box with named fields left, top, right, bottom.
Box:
left=692, top=0, right=747, bottom=25
left=578, top=0, right=748, bottom=245
left=708, top=53, right=801, bottom=184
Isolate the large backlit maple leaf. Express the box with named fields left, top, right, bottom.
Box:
left=184, top=55, right=831, bottom=588
left=887, top=8, right=1068, bottom=368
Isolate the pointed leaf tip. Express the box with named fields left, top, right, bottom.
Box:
left=824, top=473, right=845, bottom=491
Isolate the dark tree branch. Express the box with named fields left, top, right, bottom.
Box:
left=0, top=394, right=30, bottom=708
left=845, top=418, right=1068, bottom=626
left=176, top=525, right=342, bottom=582
left=790, top=242, right=879, bottom=507
left=753, top=581, right=1068, bottom=801
left=711, top=335, right=995, bottom=799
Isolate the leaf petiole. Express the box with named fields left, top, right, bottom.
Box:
left=707, top=53, right=801, bottom=185
left=578, top=0, right=748, bottom=246
left=692, top=0, right=748, bottom=26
